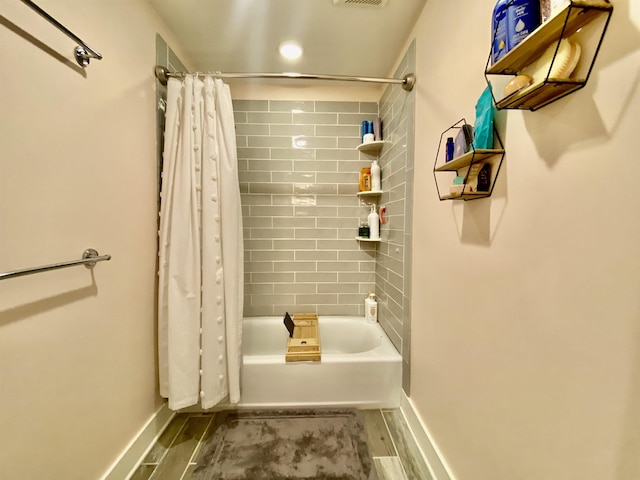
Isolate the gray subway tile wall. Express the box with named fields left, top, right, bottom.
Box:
left=235, top=70, right=416, bottom=372
left=377, top=41, right=416, bottom=394
left=235, top=100, right=380, bottom=317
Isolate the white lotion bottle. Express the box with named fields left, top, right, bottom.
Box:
left=370, top=159, right=381, bottom=192
left=549, top=0, right=569, bottom=17
left=367, top=204, right=380, bottom=240
left=365, top=293, right=378, bottom=323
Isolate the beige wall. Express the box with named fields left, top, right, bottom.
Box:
left=0, top=1, right=190, bottom=479
left=408, top=1, right=640, bottom=479
left=3, top=0, right=638, bottom=478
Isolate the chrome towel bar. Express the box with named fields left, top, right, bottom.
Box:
left=0, top=249, right=111, bottom=281
left=21, top=0, right=103, bottom=67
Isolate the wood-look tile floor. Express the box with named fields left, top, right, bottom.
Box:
left=130, top=408, right=433, bottom=480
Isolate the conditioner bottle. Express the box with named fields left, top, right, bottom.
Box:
left=507, top=0, right=541, bottom=50
left=492, top=0, right=510, bottom=63
left=371, top=159, right=381, bottom=192
left=367, top=204, right=380, bottom=240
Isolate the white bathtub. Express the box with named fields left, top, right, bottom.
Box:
left=239, top=316, right=402, bottom=409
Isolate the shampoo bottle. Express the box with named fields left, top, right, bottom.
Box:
left=445, top=137, right=454, bottom=162
left=368, top=204, right=380, bottom=240
left=507, top=0, right=541, bottom=50
left=371, top=159, right=381, bottom=192
left=491, top=0, right=510, bottom=64
left=365, top=293, right=378, bottom=323
left=359, top=167, right=371, bottom=192
left=373, top=117, right=382, bottom=141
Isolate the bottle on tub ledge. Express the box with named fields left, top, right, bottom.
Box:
left=365, top=293, right=378, bottom=323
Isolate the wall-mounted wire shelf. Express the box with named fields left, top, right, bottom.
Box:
left=484, top=0, right=613, bottom=111
left=433, top=119, right=505, bottom=201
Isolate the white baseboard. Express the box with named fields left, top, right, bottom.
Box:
left=100, top=402, right=175, bottom=480
left=400, top=391, right=455, bottom=480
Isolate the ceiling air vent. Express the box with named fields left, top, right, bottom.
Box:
left=332, top=0, right=388, bottom=7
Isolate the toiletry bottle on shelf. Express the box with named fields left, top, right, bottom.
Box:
left=365, top=293, right=378, bottom=323
left=363, top=121, right=374, bottom=143
left=359, top=167, right=371, bottom=192
left=373, top=117, right=382, bottom=141
left=445, top=137, right=454, bottom=162
left=370, top=159, right=381, bottom=192
left=477, top=163, right=492, bottom=192
left=507, top=0, right=541, bottom=50
left=361, top=121, right=368, bottom=143
left=368, top=204, right=380, bottom=240
left=491, top=0, right=510, bottom=64
left=359, top=222, right=370, bottom=238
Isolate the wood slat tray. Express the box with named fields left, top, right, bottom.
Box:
left=285, top=313, right=321, bottom=362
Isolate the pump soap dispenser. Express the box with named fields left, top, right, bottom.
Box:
left=365, top=293, right=378, bottom=323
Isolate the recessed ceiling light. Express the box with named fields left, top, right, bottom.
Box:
left=279, top=42, right=303, bottom=60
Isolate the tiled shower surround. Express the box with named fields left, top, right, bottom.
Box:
left=156, top=33, right=414, bottom=392
left=234, top=99, right=379, bottom=318
left=377, top=42, right=415, bottom=391
left=235, top=41, right=415, bottom=369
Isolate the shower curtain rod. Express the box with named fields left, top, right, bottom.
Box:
left=154, top=66, right=416, bottom=91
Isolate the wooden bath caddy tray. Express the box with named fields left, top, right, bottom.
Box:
left=285, top=313, right=321, bottom=362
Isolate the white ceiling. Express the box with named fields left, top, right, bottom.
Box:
left=149, top=0, right=426, bottom=81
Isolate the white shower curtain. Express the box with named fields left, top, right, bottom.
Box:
left=158, top=75, right=243, bottom=410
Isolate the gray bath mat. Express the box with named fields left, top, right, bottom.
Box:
left=191, top=409, right=378, bottom=480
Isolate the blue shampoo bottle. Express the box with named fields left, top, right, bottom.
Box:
left=491, top=0, right=510, bottom=64
left=507, top=0, right=541, bottom=50
left=445, top=137, right=454, bottom=162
